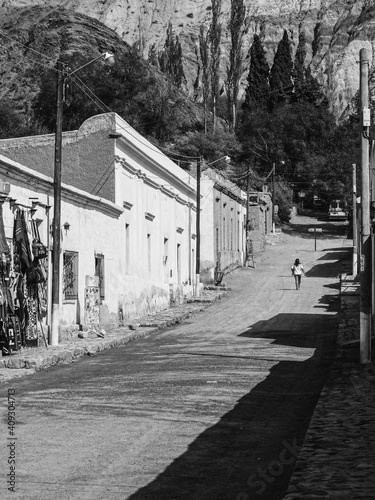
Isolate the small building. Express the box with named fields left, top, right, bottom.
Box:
left=200, top=168, right=247, bottom=284
left=247, top=188, right=273, bottom=254
left=0, top=113, right=198, bottom=344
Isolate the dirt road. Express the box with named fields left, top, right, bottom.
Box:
left=0, top=215, right=352, bottom=500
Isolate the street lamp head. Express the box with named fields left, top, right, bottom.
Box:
left=224, top=156, right=231, bottom=163
left=103, top=52, right=115, bottom=66
left=66, top=51, right=115, bottom=77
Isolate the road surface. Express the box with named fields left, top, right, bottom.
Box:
left=0, top=215, right=352, bottom=500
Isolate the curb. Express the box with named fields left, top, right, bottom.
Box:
left=0, top=288, right=228, bottom=381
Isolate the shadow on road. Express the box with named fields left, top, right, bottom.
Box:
left=282, top=219, right=349, bottom=240
left=127, top=309, right=338, bottom=500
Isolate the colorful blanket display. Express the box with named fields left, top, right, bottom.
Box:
left=0, top=208, right=48, bottom=355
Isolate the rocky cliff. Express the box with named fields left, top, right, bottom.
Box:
left=1, top=0, right=375, bottom=119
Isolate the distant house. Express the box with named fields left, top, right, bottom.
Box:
left=0, top=113, right=198, bottom=343
left=247, top=188, right=273, bottom=254
left=200, top=168, right=247, bottom=284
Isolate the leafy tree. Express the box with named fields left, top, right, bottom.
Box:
left=32, top=50, right=189, bottom=140
left=210, top=0, right=222, bottom=132
left=173, top=130, right=242, bottom=172
left=269, top=30, right=293, bottom=108
left=31, top=47, right=209, bottom=146
left=0, top=99, right=47, bottom=139
left=275, top=178, right=294, bottom=223
left=243, top=34, right=270, bottom=111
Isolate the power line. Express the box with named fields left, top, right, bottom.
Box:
left=0, top=29, right=58, bottom=69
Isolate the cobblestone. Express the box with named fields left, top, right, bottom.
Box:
left=283, top=270, right=375, bottom=499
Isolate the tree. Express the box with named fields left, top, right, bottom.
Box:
left=269, top=30, right=293, bottom=108
left=293, top=31, right=325, bottom=105
left=173, top=129, right=242, bottom=171
left=147, top=44, right=159, bottom=69
left=243, top=34, right=270, bottom=111
left=226, top=0, right=248, bottom=130
left=210, top=0, right=222, bottom=132
left=159, top=22, right=185, bottom=88
left=293, top=31, right=306, bottom=101
left=0, top=99, right=46, bottom=139
left=275, top=178, right=293, bottom=223
left=33, top=51, right=148, bottom=132
left=198, top=24, right=211, bottom=134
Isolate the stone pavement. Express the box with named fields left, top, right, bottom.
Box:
left=0, top=287, right=229, bottom=383
left=283, top=272, right=375, bottom=499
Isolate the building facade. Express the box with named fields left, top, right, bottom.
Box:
left=247, top=188, right=273, bottom=254
left=0, top=113, right=198, bottom=344
left=200, top=168, right=247, bottom=284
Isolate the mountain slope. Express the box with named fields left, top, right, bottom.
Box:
left=0, top=5, right=206, bottom=137
left=1, top=0, right=375, bottom=119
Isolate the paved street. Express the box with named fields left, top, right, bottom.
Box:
left=0, top=215, right=352, bottom=500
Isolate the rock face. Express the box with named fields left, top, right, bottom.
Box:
left=1, top=0, right=375, bottom=119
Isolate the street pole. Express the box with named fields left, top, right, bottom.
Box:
left=51, top=60, right=64, bottom=346
left=353, top=163, right=358, bottom=276
left=272, top=162, right=275, bottom=234
left=195, top=156, right=201, bottom=296
left=359, top=48, right=371, bottom=364
left=246, top=171, right=250, bottom=264
left=50, top=52, right=114, bottom=346
left=314, top=226, right=317, bottom=252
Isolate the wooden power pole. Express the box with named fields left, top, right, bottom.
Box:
left=353, top=164, right=358, bottom=276
left=359, top=48, right=372, bottom=364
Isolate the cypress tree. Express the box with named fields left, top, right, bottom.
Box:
left=210, top=0, right=222, bottom=132
left=198, top=24, right=211, bottom=133
left=159, top=22, right=185, bottom=88
left=243, top=34, right=270, bottom=111
left=293, top=31, right=325, bottom=104
left=293, top=31, right=306, bottom=101
left=226, top=0, right=248, bottom=130
left=269, top=30, right=293, bottom=108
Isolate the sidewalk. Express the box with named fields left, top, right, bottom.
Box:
left=0, top=287, right=229, bottom=383
left=283, top=271, right=375, bottom=499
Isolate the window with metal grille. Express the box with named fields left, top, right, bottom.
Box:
left=63, top=251, right=78, bottom=300
left=95, top=254, right=105, bottom=301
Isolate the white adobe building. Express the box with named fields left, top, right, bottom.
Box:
left=0, top=113, right=198, bottom=341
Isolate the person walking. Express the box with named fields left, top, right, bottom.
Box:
left=291, top=258, right=305, bottom=290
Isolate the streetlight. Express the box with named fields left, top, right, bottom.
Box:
left=195, top=155, right=231, bottom=296
left=271, top=160, right=284, bottom=234
left=205, top=156, right=231, bottom=167
left=51, top=52, right=115, bottom=346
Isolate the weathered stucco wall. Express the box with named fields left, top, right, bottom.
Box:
left=0, top=112, right=199, bottom=338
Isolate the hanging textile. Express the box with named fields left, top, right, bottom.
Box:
left=0, top=203, right=9, bottom=254
left=14, top=209, right=33, bottom=274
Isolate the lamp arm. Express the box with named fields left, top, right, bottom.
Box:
left=67, top=52, right=113, bottom=78
left=207, top=156, right=231, bottom=167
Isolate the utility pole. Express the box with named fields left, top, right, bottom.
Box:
left=195, top=156, right=201, bottom=296
left=246, top=171, right=250, bottom=264
left=353, top=164, right=358, bottom=276
left=272, top=162, right=275, bottom=234
left=359, top=48, right=371, bottom=364
left=51, top=60, right=64, bottom=346
left=50, top=52, right=114, bottom=346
